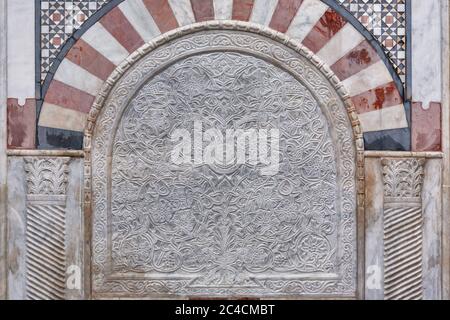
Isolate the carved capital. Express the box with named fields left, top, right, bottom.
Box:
left=24, top=157, right=70, bottom=196
left=381, top=158, right=425, bottom=205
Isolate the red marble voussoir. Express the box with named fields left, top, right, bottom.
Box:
left=351, top=82, right=402, bottom=114
left=100, top=6, right=145, bottom=53
left=45, top=80, right=95, bottom=114
left=142, top=0, right=179, bottom=33
left=66, top=39, right=116, bottom=81
left=302, top=9, right=347, bottom=53
left=232, top=0, right=255, bottom=21
left=412, top=102, right=442, bottom=152
left=269, top=0, right=304, bottom=33
left=330, top=40, right=380, bottom=81
left=7, top=98, right=36, bottom=149
left=190, top=0, right=215, bottom=22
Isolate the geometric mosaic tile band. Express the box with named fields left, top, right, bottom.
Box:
left=41, top=0, right=110, bottom=81
left=337, top=0, right=407, bottom=84
left=40, top=0, right=407, bottom=85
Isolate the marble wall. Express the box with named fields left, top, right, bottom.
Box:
left=1, top=0, right=449, bottom=300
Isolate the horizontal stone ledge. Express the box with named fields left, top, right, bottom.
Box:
left=365, top=151, right=444, bottom=158
left=6, top=149, right=84, bottom=158
left=6, top=150, right=444, bottom=159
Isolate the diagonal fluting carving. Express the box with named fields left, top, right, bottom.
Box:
left=24, top=158, right=70, bottom=300
left=383, top=206, right=423, bottom=300
left=382, top=158, right=425, bottom=300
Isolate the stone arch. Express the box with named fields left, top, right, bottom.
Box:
left=84, top=21, right=364, bottom=299
left=37, top=0, right=407, bottom=150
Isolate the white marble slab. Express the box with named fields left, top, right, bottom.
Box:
left=54, top=59, right=104, bottom=97
left=214, top=0, right=233, bottom=20
left=6, top=158, right=27, bottom=300
left=364, top=158, right=384, bottom=300
left=411, top=0, right=442, bottom=108
left=342, top=60, right=393, bottom=96
left=64, top=159, right=85, bottom=300
left=119, top=0, right=161, bottom=41
left=39, top=103, right=87, bottom=132
left=358, top=104, right=408, bottom=132
left=168, top=0, right=195, bottom=26
left=250, top=0, right=278, bottom=26
left=7, top=0, right=35, bottom=104
left=317, top=23, right=364, bottom=67
left=422, top=159, right=442, bottom=300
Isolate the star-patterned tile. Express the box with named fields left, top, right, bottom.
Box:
left=40, top=0, right=110, bottom=81
left=337, top=0, right=407, bottom=84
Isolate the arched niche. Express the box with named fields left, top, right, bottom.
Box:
left=84, top=21, right=364, bottom=299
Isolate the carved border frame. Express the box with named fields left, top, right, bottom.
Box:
left=83, top=21, right=365, bottom=299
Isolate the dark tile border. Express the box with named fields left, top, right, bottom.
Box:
left=404, top=0, right=412, bottom=137
left=406, top=0, right=412, bottom=102
left=38, top=126, right=84, bottom=150
left=35, top=0, right=41, bottom=148
left=364, top=127, right=411, bottom=151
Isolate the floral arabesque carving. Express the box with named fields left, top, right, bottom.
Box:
left=382, top=158, right=425, bottom=199
left=85, top=22, right=364, bottom=298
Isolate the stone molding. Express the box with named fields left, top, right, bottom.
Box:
left=0, top=0, right=7, bottom=300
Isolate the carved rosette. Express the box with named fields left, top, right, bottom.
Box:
left=85, top=22, right=363, bottom=298
left=24, top=157, right=70, bottom=300
left=382, top=158, right=425, bottom=300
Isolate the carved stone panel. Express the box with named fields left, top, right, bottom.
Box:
left=87, top=24, right=362, bottom=298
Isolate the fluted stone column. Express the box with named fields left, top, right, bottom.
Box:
left=23, top=157, right=70, bottom=300
left=381, top=158, right=425, bottom=300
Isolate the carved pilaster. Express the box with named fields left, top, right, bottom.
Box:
left=24, top=157, right=70, bottom=300
left=382, top=158, right=425, bottom=300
